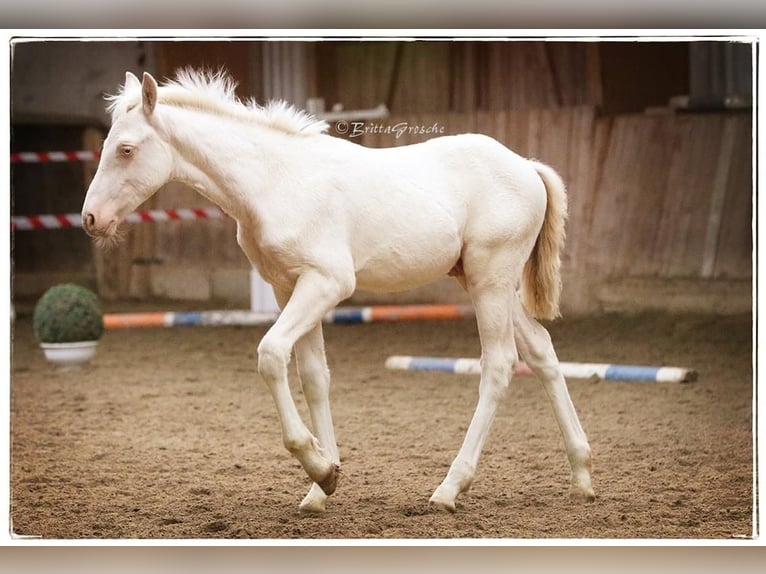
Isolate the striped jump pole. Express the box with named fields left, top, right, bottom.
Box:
left=11, top=207, right=226, bottom=231
left=103, top=310, right=279, bottom=329
left=327, top=303, right=474, bottom=324
left=384, top=355, right=697, bottom=383
left=11, top=150, right=101, bottom=163
left=103, top=304, right=476, bottom=330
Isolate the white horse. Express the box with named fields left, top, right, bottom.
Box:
left=82, top=69, right=595, bottom=514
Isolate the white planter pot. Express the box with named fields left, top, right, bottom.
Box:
left=40, top=341, right=99, bottom=367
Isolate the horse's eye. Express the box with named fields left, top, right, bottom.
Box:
left=120, top=145, right=134, bottom=158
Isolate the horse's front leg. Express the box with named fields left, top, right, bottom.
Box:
left=258, top=270, right=353, bottom=502
left=294, top=323, right=340, bottom=513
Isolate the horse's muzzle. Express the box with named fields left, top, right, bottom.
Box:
left=82, top=212, right=95, bottom=231
left=81, top=211, right=115, bottom=238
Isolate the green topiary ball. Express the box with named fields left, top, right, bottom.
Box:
left=33, top=284, right=104, bottom=343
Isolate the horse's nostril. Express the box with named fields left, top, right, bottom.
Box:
left=84, top=212, right=95, bottom=230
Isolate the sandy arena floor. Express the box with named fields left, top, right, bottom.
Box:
left=9, top=306, right=754, bottom=539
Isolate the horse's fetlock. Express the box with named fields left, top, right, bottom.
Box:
left=572, top=441, right=593, bottom=468
left=283, top=432, right=313, bottom=455
left=448, top=460, right=476, bottom=492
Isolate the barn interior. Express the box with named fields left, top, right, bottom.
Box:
left=10, top=38, right=753, bottom=316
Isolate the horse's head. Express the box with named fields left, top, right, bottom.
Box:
left=82, top=71, right=173, bottom=240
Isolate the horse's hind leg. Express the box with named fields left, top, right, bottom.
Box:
left=430, top=276, right=518, bottom=512
left=512, top=297, right=595, bottom=502
left=294, top=323, right=340, bottom=514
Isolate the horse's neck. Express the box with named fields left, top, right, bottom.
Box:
left=163, top=106, right=280, bottom=221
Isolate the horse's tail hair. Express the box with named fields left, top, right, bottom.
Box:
left=521, top=160, right=568, bottom=320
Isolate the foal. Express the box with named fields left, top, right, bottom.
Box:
left=81, top=69, right=595, bottom=513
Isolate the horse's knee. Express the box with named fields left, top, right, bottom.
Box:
left=257, top=336, right=289, bottom=382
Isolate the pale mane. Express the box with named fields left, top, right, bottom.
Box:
left=105, top=68, right=329, bottom=136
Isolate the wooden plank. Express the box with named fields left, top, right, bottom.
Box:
left=474, top=110, right=503, bottom=142
left=396, top=42, right=452, bottom=114
left=585, top=43, right=604, bottom=108
left=544, top=43, right=593, bottom=107
left=503, top=108, right=531, bottom=158
left=320, top=42, right=404, bottom=112
left=655, top=115, right=720, bottom=277
left=712, top=114, right=753, bottom=279
left=628, top=116, right=679, bottom=276
left=559, top=107, right=601, bottom=313
left=448, top=42, right=477, bottom=112
left=581, top=115, right=614, bottom=279
left=701, top=117, right=738, bottom=277
left=560, top=107, right=597, bottom=271
left=588, top=116, right=639, bottom=276
left=535, top=108, right=573, bottom=179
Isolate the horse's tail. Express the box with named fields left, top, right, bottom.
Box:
left=521, top=160, right=568, bottom=320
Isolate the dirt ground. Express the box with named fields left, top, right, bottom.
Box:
left=9, top=304, right=755, bottom=540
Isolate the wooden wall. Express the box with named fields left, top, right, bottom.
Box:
left=314, top=41, right=688, bottom=115
left=315, top=41, right=597, bottom=114
left=11, top=40, right=752, bottom=315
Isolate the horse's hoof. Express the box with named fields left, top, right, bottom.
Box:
left=299, top=483, right=328, bottom=514
left=299, top=498, right=327, bottom=514
left=569, top=485, right=596, bottom=503
left=317, top=464, right=339, bottom=496
left=428, top=495, right=457, bottom=514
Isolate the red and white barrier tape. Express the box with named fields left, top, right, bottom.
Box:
left=11, top=207, right=226, bottom=230
left=11, top=151, right=101, bottom=163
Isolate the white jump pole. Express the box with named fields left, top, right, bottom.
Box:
left=385, top=355, right=698, bottom=383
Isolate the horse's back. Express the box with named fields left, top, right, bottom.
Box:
left=370, top=132, right=544, bottom=205
left=331, top=133, right=546, bottom=292
left=407, top=133, right=548, bottom=240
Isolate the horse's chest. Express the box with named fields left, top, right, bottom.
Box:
left=236, top=224, right=305, bottom=290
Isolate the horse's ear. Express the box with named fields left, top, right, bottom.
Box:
left=124, top=71, right=141, bottom=91
left=141, top=72, right=158, bottom=116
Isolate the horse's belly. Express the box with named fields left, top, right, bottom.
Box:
left=355, top=265, right=453, bottom=292
left=353, top=233, right=462, bottom=293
